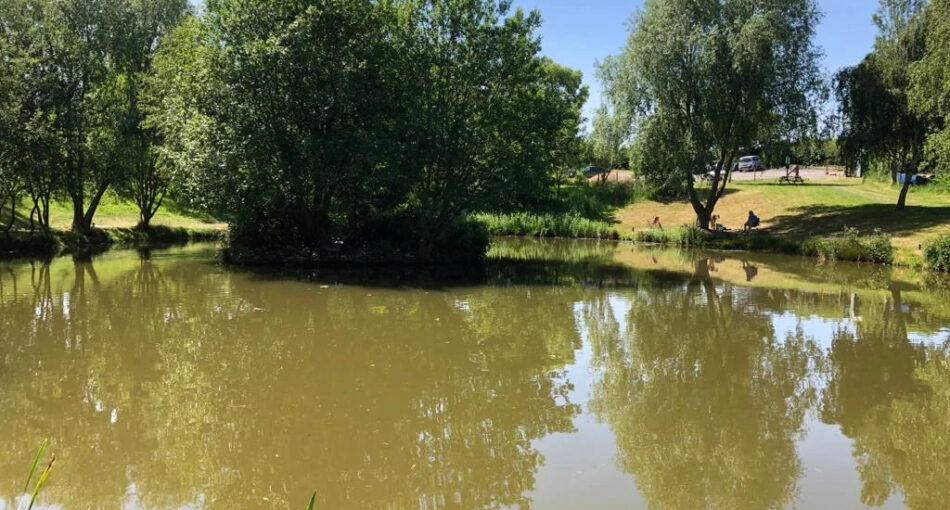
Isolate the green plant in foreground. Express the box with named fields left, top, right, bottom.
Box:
left=21, top=439, right=55, bottom=510
left=306, top=491, right=316, bottom=510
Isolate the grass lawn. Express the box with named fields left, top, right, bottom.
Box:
left=616, top=177, right=950, bottom=263
left=3, top=192, right=225, bottom=232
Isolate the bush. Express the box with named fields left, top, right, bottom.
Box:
left=473, top=212, right=622, bottom=240
left=924, top=234, right=950, bottom=272
left=634, top=225, right=707, bottom=246
left=801, top=227, right=893, bottom=264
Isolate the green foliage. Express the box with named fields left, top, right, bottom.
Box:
left=23, top=439, right=48, bottom=493
left=151, top=0, right=585, bottom=262
left=0, top=0, right=187, bottom=233
left=837, top=0, right=936, bottom=209
left=634, top=226, right=707, bottom=247
left=924, top=234, right=950, bottom=271
left=909, top=0, right=950, bottom=175
left=801, top=228, right=895, bottom=264
left=23, top=439, right=54, bottom=510
left=601, top=0, right=824, bottom=227
left=589, top=104, right=628, bottom=169
left=553, top=181, right=644, bottom=221
left=473, top=212, right=622, bottom=240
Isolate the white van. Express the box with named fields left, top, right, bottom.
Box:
left=737, top=155, right=763, bottom=172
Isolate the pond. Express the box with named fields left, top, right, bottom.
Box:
left=1, top=239, right=949, bottom=509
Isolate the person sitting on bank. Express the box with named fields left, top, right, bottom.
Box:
left=651, top=216, right=663, bottom=229
left=709, top=214, right=719, bottom=231
left=744, top=210, right=760, bottom=232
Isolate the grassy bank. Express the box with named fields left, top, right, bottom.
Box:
left=634, top=226, right=896, bottom=265
left=473, top=212, right=625, bottom=240
left=1, top=194, right=224, bottom=258
left=617, top=177, right=950, bottom=265
left=0, top=226, right=222, bottom=258
left=477, top=176, right=950, bottom=270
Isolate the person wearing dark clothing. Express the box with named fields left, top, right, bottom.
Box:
left=743, top=210, right=760, bottom=232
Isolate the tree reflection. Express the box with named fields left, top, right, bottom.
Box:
left=589, top=259, right=819, bottom=510
left=0, top=254, right=581, bottom=509
left=821, top=287, right=950, bottom=508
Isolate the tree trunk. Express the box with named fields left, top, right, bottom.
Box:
left=686, top=176, right=708, bottom=229
left=896, top=175, right=911, bottom=210
left=29, top=202, right=37, bottom=236
left=71, top=183, right=109, bottom=233
left=71, top=193, right=85, bottom=233
left=82, top=183, right=109, bottom=231
left=2, top=191, right=15, bottom=234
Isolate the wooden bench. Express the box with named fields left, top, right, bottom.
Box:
left=779, top=165, right=805, bottom=184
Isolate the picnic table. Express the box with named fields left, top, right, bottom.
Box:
left=779, top=165, right=805, bottom=184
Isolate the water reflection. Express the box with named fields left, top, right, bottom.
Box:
left=1, top=241, right=950, bottom=509
left=0, top=254, right=581, bottom=508
left=821, top=285, right=950, bottom=508
left=587, top=259, right=820, bottom=509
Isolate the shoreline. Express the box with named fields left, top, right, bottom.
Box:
left=0, top=226, right=223, bottom=260
left=2, top=227, right=946, bottom=274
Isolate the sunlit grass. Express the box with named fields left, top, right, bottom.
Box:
left=473, top=212, right=626, bottom=240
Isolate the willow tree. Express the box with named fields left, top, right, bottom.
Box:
left=910, top=0, right=950, bottom=177
left=601, top=0, right=823, bottom=228
left=837, top=0, right=930, bottom=210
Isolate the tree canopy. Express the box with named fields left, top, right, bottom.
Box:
left=147, top=0, right=586, bottom=262
left=837, top=0, right=932, bottom=209
left=600, top=0, right=824, bottom=228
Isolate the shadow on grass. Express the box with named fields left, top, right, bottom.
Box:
left=739, top=182, right=854, bottom=187
left=764, top=203, right=950, bottom=240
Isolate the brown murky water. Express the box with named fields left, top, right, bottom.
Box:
left=1, top=239, right=949, bottom=509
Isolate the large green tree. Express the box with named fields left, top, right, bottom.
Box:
left=837, top=0, right=931, bottom=210
left=112, top=0, right=188, bottom=229
left=150, top=0, right=585, bottom=262
left=399, top=1, right=586, bottom=258
left=1, top=0, right=185, bottom=234
left=601, top=0, right=823, bottom=228
left=909, top=0, right=950, bottom=175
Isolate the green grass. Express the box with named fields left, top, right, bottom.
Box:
left=473, top=212, right=626, bottom=240
left=1, top=193, right=223, bottom=257
left=618, top=177, right=950, bottom=265
left=3, top=192, right=223, bottom=232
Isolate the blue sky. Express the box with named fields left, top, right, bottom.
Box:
left=512, top=0, right=881, bottom=129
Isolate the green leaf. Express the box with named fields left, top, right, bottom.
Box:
left=27, top=455, right=55, bottom=510
left=306, top=491, right=316, bottom=510
left=23, top=439, right=48, bottom=493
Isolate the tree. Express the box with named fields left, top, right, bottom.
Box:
left=837, top=0, right=930, bottom=210
left=152, top=0, right=585, bottom=262
left=157, top=0, right=411, bottom=254
left=601, top=0, right=824, bottom=229
left=590, top=104, right=627, bottom=171
left=910, top=0, right=950, bottom=177
left=113, top=0, right=188, bottom=229
left=0, top=0, right=63, bottom=235
left=400, top=1, right=587, bottom=259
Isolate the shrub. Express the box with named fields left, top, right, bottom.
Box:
left=924, top=234, right=950, bottom=272
left=473, top=212, right=622, bottom=240
left=801, top=227, right=893, bottom=264
left=634, top=225, right=707, bottom=246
